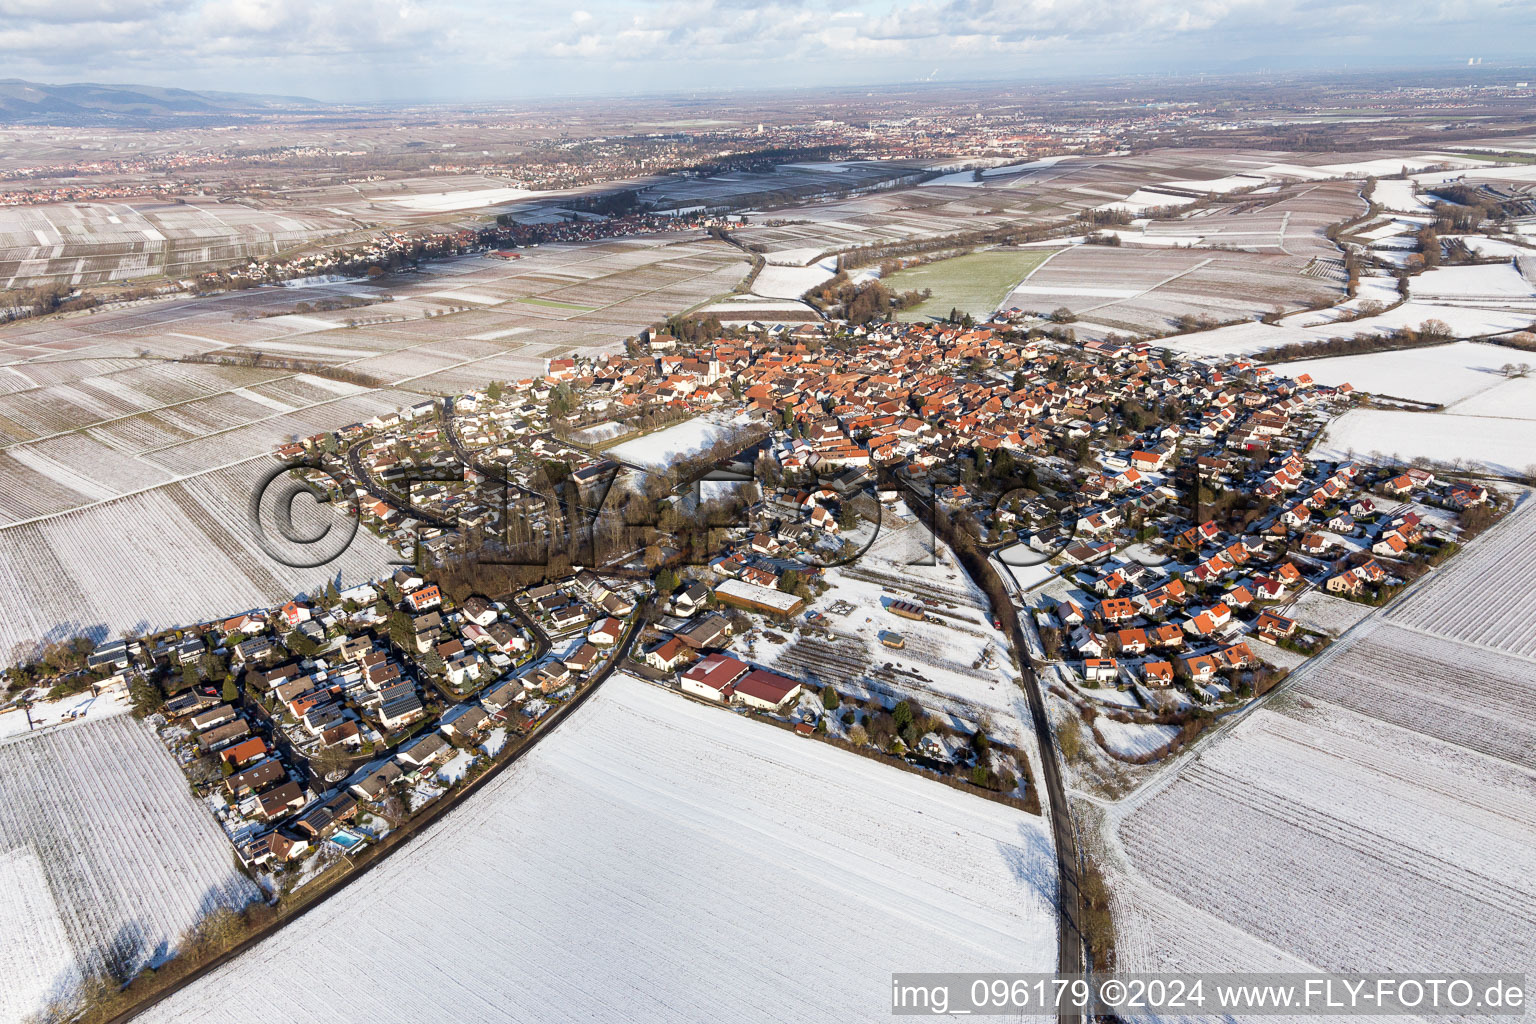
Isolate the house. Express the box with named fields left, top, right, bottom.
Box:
left=673, top=580, right=712, bottom=616
left=1116, top=629, right=1149, bottom=655
left=1219, top=641, right=1257, bottom=669
left=481, top=679, right=523, bottom=715
left=1372, top=531, right=1409, bottom=557
left=677, top=613, right=732, bottom=649
left=188, top=704, right=237, bottom=732
left=218, top=737, right=268, bottom=768
left=1326, top=572, right=1364, bottom=596
left=588, top=617, right=623, bottom=646
left=548, top=604, right=591, bottom=631
left=321, top=720, right=362, bottom=748
left=379, top=693, right=426, bottom=729
left=1254, top=611, right=1297, bottom=640
left=255, top=781, right=307, bottom=820
left=563, top=643, right=600, bottom=675
left=1179, top=653, right=1220, bottom=682
left=226, top=760, right=286, bottom=799
left=445, top=707, right=489, bottom=741
left=350, top=761, right=404, bottom=801
left=292, top=791, right=358, bottom=840
left=1151, top=623, right=1184, bottom=649
left=1083, top=658, right=1120, bottom=685
left=1143, top=660, right=1174, bottom=687
left=1183, top=603, right=1231, bottom=637
left=1385, top=474, right=1415, bottom=496
left=680, top=653, right=750, bottom=701
left=1070, top=627, right=1107, bottom=658
left=732, top=669, right=803, bottom=710
left=646, top=636, right=691, bottom=672
left=198, top=719, right=251, bottom=751
left=406, top=585, right=442, bottom=612
left=484, top=621, right=528, bottom=655
left=397, top=733, right=449, bottom=769
left=1447, top=482, right=1489, bottom=507
left=279, top=602, right=312, bottom=628
left=1299, top=533, right=1331, bottom=556
left=1097, top=597, right=1137, bottom=625
left=461, top=596, right=499, bottom=626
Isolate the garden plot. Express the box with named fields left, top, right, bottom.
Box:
left=138, top=675, right=1056, bottom=1024
left=1094, top=718, right=1181, bottom=760
left=0, top=714, right=260, bottom=1024
left=757, top=523, right=1029, bottom=741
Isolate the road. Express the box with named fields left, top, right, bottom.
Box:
left=898, top=480, right=1087, bottom=1015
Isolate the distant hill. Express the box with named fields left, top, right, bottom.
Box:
left=0, top=79, right=325, bottom=122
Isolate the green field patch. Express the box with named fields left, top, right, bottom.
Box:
left=885, top=248, right=1061, bottom=322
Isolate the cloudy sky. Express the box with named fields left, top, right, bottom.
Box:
left=0, top=0, right=1531, bottom=102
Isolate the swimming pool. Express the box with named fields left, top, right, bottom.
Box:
left=329, top=829, right=365, bottom=851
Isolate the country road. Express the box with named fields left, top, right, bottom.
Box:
left=899, top=480, right=1086, bottom=1021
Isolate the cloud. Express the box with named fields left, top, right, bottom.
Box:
left=0, top=0, right=1530, bottom=100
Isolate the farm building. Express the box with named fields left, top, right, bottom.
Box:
left=681, top=654, right=750, bottom=701
left=732, top=669, right=804, bottom=711
left=887, top=599, right=928, bottom=622
left=713, top=579, right=805, bottom=617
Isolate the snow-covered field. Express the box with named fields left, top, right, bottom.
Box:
left=608, top=410, right=755, bottom=470
left=1284, top=588, right=1373, bottom=637
left=1411, top=263, right=1536, bottom=300
left=1372, top=178, right=1430, bottom=212
left=380, top=187, right=536, bottom=212
left=0, top=715, right=259, bottom=1024
left=139, top=675, right=1057, bottom=1024
left=1385, top=501, right=1536, bottom=659
left=0, top=460, right=404, bottom=666
left=0, top=679, right=133, bottom=740
left=1094, top=718, right=1180, bottom=759
left=1269, top=341, right=1519, bottom=405
left=1104, top=505, right=1536, bottom=1003
left=751, top=258, right=837, bottom=299
left=1313, top=407, right=1536, bottom=477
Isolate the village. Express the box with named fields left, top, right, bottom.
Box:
left=1, top=287, right=1501, bottom=904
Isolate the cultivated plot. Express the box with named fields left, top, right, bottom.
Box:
left=0, top=714, right=260, bottom=1024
